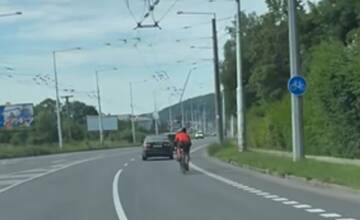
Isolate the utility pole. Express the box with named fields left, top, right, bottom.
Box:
left=153, top=90, right=159, bottom=135
left=52, top=51, right=63, bottom=150
left=61, top=95, right=73, bottom=141
left=222, top=89, right=227, bottom=138
left=129, top=82, right=136, bottom=144
left=190, top=100, right=194, bottom=131
left=95, top=70, right=104, bottom=146
left=169, top=103, right=173, bottom=132
left=288, top=0, right=304, bottom=161
left=235, top=0, right=246, bottom=151
left=179, top=67, right=197, bottom=128
left=212, top=16, right=224, bottom=144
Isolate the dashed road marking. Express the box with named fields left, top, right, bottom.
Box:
left=320, top=213, right=342, bottom=218
left=190, top=161, right=358, bottom=220
left=130, top=158, right=135, bottom=162
left=124, top=163, right=128, bottom=167
left=306, top=208, right=326, bottom=213
left=283, top=201, right=298, bottom=205
left=273, top=197, right=288, bottom=202
left=294, top=204, right=312, bottom=209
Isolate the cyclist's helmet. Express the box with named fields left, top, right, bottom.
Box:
left=181, top=127, right=187, bottom=133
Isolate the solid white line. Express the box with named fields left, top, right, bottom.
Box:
left=112, top=169, right=128, bottom=220
left=320, top=213, right=342, bottom=218
left=306, top=208, right=325, bottom=213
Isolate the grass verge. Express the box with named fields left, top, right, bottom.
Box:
left=208, top=142, right=360, bottom=190
left=0, top=141, right=138, bottom=159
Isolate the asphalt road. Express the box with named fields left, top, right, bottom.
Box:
left=0, top=139, right=359, bottom=220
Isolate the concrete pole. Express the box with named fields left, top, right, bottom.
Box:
left=95, top=71, right=104, bottom=146
left=235, top=0, right=246, bottom=151
left=288, top=0, right=304, bottom=161
left=211, top=17, right=224, bottom=144
left=52, top=51, right=63, bottom=150
left=129, top=82, right=136, bottom=144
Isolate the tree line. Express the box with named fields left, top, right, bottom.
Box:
left=221, top=0, right=360, bottom=158
left=0, top=98, right=148, bottom=146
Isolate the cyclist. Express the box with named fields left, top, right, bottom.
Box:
left=174, top=127, right=192, bottom=163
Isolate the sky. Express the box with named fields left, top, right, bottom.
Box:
left=0, top=0, right=269, bottom=115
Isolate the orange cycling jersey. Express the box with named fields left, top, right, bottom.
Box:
left=175, top=132, right=190, bottom=143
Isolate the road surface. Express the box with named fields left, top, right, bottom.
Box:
left=0, top=139, right=359, bottom=220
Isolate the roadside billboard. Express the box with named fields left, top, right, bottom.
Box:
left=86, top=115, right=118, bottom=131
left=0, top=103, right=34, bottom=129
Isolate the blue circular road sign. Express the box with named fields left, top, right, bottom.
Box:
left=288, top=76, right=307, bottom=96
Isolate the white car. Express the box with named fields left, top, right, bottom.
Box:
left=194, top=131, right=204, bottom=139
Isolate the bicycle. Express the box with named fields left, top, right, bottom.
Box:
left=178, top=147, right=190, bottom=174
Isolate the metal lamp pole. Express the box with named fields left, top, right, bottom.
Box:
left=177, top=11, right=224, bottom=143
left=95, top=67, right=118, bottom=146
left=52, top=47, right=81, bottom=149
left=235, top=0, right=246, bottom=151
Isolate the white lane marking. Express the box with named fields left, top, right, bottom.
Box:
left=273, top=197, right=288, bottom=202
left=124, top=163, right=128, bottom=167
left=336, top=218, right=357, bottom=220
left=294, top=204, right=312, bottom=209
left=190, top=144, right=358, bottom=220
left=112, top=169, right=128, bottom=220
left=130, top=158, right=135, bottom=162
left=0, top=180, right=20, bottom=185
left=0, top=173, right=36, bottom=179
left=52, top=159, right=66, bottom=164
left=14, top=168, right=49, bottom=174
left=306, top=208, right=326, bottom=213
left=264, top=195, right=279, bottom=199
left=256, top=192, right=270, bottom=196
left=0, top=157, right=100, bottom=194
left=283, top=201, right=299, bottom=205
left=321, top=213, right=342, bottom=218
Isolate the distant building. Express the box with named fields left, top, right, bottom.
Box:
left=117, top=114, right=152, bottom=131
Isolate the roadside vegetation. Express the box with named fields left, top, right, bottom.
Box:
left=208, top=143, right=360, bottom=190
left=0, top=99, right=149, bottom=158
left=221, top=0, right=360, bottom=158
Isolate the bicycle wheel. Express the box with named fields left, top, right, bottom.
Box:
left=180, top=155, right=186, bottom=174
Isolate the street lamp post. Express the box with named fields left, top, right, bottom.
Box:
left=235, top=0, right=246, bottom=151
left=177, top=11, right=224, bottom=143
left=95, top=67, right=118, bottom=146
left=178, top=67, right=197, bottom=128
left=52, top=47, right=81, bottom=150
left=129, top=80, right=148, bottom=143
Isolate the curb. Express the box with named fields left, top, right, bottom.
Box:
left=223, top=158, right=360, bottom=195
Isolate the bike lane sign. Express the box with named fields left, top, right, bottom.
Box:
left=288, top=76, right=307, bottom=96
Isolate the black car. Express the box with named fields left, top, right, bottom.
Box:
left=142, top=135, right=174, bottom=160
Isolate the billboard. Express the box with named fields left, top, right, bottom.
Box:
left=86, top=115, right=118, bottom=131
left=0, top=103, right=34, bottom=129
